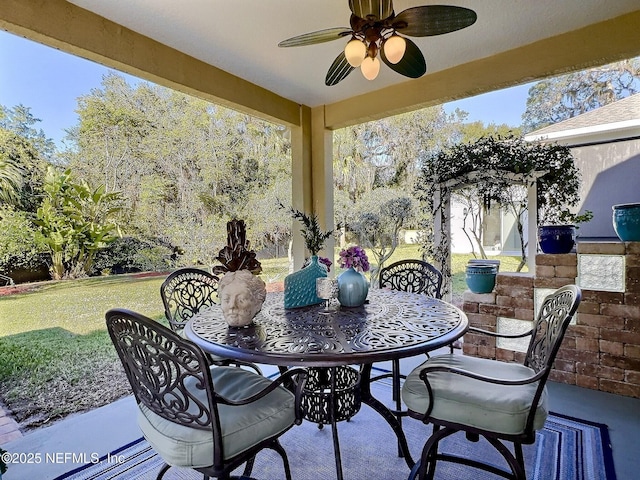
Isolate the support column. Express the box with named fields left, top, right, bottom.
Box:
left=310, top=106, right=335, bottom=270
left=290, top=105, right=334, bottom=270
left=290, top=106, right=313, bottom=270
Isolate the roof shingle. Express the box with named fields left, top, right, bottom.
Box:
left=529, top=93, right=640, bottom=136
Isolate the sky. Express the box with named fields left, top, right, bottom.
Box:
left=1, top=30, right=532, bottom=148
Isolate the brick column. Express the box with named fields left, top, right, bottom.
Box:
left=461, top=242, right=640, bottom=399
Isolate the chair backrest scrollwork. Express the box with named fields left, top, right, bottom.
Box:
left=106, top=309, right=216, bottom=431
left=160, top=268, right=220, bottom=331
left=379, top=259, right=443, bottom=299
left=524, top=285, right=581, bottom=374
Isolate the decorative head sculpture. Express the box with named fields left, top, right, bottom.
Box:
left=218, top=269, right=267, bottom=327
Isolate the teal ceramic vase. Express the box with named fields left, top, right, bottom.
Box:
left=337, top=267, right=369, bottom=307
left=283, top=255, right=327, bottom=308
left=465, top=264, right=497, bottom=294
left=613, top=203, right=640, bottom=242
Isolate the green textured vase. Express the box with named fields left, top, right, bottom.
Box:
left=283, top=256, right=327, bottom=309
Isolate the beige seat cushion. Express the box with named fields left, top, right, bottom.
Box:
left=402, top=354, right=547, bottom=436
left=137, top=366, right=296, bottom=468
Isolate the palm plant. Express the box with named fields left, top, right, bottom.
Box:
left=0, top=155, right=24, bottom=205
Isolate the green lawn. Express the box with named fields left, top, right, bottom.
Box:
left=0, top=274, right=168, bottom=428
left=0, top=249, right=526, bottom=429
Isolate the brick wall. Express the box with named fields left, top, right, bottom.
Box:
left=461, top=242, right=640, bottom=399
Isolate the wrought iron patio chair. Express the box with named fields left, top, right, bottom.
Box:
left=160, top=267, right=221, bottom=332
left=402, top=284, right=581, bottom=480
left=371, top=259, right=444, bottom=439
left=160, top=267, right=262, bottom=374
left=106, top=308, right=307, bottom=480
left=378, top=259, right=443, bottom=299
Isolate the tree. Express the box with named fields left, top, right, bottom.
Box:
left=0, top=105, right=52, bottom=212
left=522, top=57, right=640, bottom=132
left=458, top=121, right=521, bottom=144
left=349, top=188, right=415, bottom=285
left=333, top=106, right=466, bottom=203
left=0, top=104, right=56, bottom=161
left=332, top=106, right=467, bottom=276
left=64, top=73, right=292, bottom=264
left=35, top=167, right=123, bottom=279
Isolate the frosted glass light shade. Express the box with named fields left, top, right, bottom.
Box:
left=344, top=39, right=366, bottom=67
left=361, top=56, right=380, bottom=80
left=384, top=35, right=406, bottom=64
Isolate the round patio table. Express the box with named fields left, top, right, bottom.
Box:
left=185, top=289, right=468, bottom=479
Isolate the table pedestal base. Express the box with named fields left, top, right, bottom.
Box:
left=298, top=365, right=414, bottom=480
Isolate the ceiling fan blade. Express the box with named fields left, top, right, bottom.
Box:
left=393, top=5, right=477, bottom=37
left=380, top=37, right=426, bottom=78
left=325, top=52, right=355, bottom=86
left=349, top=0, right=394, bottom=21
left=278, top=27, right=352, bottom=47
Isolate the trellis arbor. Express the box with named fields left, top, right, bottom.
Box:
left=416, top=135, right=581, bottom=298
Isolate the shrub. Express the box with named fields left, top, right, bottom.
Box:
left=91, top=236, right=175, bottom=275
left=0, top=205, right=47, bottom=275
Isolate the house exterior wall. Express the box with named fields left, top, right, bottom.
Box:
left=462, top=241, right=640, bottom=399
left=449, top=202, right=526, bottom=256
left=572, top=138, right=640, bottom=239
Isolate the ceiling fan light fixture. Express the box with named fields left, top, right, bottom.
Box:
left=361, top=56, right=381, bottom=80
left=278, top=3, right=477, bottom=86
left=383, top=34, right=406, bottom=64
left=345, top=38, right=367, bottom=67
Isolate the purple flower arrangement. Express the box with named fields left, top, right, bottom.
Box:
left=338, top=245, right=370, bottom=272
left=318, top=256, right=333, bottom=272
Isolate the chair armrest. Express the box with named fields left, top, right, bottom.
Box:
left=214, top=367, right=309, bottom=423
left=468, top=326, right=533, bottom=339
left=419, top=364, right=544, bottom=386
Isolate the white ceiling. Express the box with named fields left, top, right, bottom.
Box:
left=67, top=0, right=640, bottom=108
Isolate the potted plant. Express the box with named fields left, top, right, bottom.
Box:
left=281, top=205, right=334, bottom=308
left=465, top=263, right=498, bottom=293
left=612, top=202, right=640, bottom=242
left=538, top=210, right=593, bottom=254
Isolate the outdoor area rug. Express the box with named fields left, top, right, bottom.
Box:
left=54, top=384, right=615, bottom=480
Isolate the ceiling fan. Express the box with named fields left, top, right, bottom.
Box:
left=278, top=0, right=477, bottom=86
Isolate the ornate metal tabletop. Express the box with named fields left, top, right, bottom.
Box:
left=185, top=289, right=468, bottom=367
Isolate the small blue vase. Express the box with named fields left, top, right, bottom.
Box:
left=337, top=267, right=369, bottom=307
left=283, top=256, right=327, bottom=308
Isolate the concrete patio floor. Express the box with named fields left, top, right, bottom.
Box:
left=2, top=358, right=639, bottom=480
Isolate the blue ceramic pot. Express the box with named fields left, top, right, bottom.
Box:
left=337, top=267, right=369, bottom=307
left=465, top=264, right=497, bottom=294
left=613, top=203, right=640, bottom=242
left=538, top=225, right=575, bottom=254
